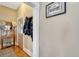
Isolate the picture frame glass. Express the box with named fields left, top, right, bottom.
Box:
left=46, top=2, right=66, bottom=18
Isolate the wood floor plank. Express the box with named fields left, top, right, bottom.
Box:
left=0, top=46, right=30, bottom=57
left=11, top=46, right=30, bottom=57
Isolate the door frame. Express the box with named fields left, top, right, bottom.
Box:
left=17, top=2, right=40, bottom=57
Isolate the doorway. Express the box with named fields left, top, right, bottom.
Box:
left=0, top=2, right=40, bottom=57
left=17, top=2, right=40, bottom=57
left=23, top=2, right=40, bottom=57
left=16, top=3, right=33, bottom=57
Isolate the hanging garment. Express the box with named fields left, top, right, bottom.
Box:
left=23, top=16, right=33, bottom=41
left=28, top=17, right=33, bottom=41
left=23, top=16, right=29, bottom=35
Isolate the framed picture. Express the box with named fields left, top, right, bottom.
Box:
left=46, top=2, right=66, bottom=18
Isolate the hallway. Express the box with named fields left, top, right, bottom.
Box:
left=0, top=2, right=33, bottom=57
left=0, top=46, right=29, bottom=57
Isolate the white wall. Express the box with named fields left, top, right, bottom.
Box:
left=0, top=5, right=17, bottom=25
left=17, top=3, right=33, bottom=56
left=32, top=2, right=40, bottom=57
left=39, top=2, right=79, bottom=57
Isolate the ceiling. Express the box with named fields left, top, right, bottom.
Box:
left=0, top=2, right=22, bottom=10
left=0, top=2, right=34, bottom=10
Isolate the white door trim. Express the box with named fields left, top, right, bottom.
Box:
left=24, top=2, right=40, bottom=57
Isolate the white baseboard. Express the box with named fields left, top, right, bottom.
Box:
left=23, top=47, right=32, bottom=56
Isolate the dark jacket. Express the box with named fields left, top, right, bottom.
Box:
left=23, top=17, right=29, bottom=35
left=23, top=16, right=33, bottom=41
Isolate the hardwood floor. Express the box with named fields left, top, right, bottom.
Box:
left=10, top=46, right=30, bottom=57
left=0, top=46, right=30, bottom=57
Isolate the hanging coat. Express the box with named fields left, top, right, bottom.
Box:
left=23, top=16, right=29, bottom=35
left=23, top=16, right=33, bottom=41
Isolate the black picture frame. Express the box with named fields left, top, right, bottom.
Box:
left=46, top=2, right=66, bottom=18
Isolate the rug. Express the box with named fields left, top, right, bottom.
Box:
left=0, top=48, right=17, bottom=57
